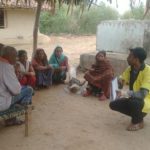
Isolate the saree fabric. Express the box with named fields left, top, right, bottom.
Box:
left=17, top=61, right=36, bottom=88
left=32, top=49, right=52, bottom=87
left=84, top=58, right=114, bottom=98
left=49, top=51, right=68, bottom=83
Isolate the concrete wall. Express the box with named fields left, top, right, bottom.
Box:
left=96, top=20, right=150, bottom=56
left=0, top=8, right=49, bottom=45
left=0, top=8, right=35, bottom=38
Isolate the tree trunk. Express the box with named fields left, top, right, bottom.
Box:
left=33, top=1, right=42, bottom=57
left=143, top=0, right=150, bottom=19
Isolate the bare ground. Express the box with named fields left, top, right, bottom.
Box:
left=1, top=35, right=150, bottom=150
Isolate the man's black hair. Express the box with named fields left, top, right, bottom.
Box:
left=129, top=47, right=147, bottom=63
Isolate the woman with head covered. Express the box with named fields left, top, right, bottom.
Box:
left=32, top=48, right=53, bottom=89
left=83, top=51, right=114, bottom=100
left=49, top=46, right=69, bottom=84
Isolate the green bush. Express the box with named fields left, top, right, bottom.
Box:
left=39, top=3, right=119, bottom=35
left=40, top=6, right=70, bottom=34
left=78, top=5, right=119, bottom=34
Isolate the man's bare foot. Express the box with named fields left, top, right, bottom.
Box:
left=126, top=121, right=144, bottom=131
left=5, top=118, right=24, bottom=127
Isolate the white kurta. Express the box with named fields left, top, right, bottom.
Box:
left=0, top=61, right=21, bottom=111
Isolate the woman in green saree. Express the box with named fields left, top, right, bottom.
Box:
left=49, top=46, right=69, bottom=84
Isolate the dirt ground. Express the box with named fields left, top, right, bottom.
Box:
left=1, top=35, right=150, bottom=150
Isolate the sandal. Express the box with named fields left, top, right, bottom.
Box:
left=5, top=118, right=24, bottom=127
left=126, top=122, right=144, bottom=131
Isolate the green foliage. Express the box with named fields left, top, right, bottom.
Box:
left=39, top=3, right=119, bottom=35
left=40, top=6, right=70, bottom=34
left=78, top=4, right=119, bottom=34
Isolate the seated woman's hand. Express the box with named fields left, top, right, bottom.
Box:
left=89, top=68, right=94, bottom=73
left=26, top=72, right=35, bottom=76
left=15, top=70, right=24, bottom=80
left=93, top=76, right=101, bottom=82
left=47, top=65, right=53, bottom=70
left=60, top=66, right=67, bottom=71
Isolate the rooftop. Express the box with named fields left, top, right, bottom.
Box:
left=0, top=0, right=51, bottom=10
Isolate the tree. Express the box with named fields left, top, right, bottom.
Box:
left=121, top=3, right=144, bottom=20
left=33, top=0, right=90, bottom=56
left=129, top=0, right=150, bottom=18
left=31, top=0, right=117, bottom=55
left=144, top=0, right=150, bottom=18
left=0, top=0, right=149, bottom=55
left=33, top=0, right=43, bottom=56
left=39, top=3, right=119, bottom=35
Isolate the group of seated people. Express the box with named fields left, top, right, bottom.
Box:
left=32, top=46, right=69, bottom=88
left=13, top=46, right=69, bottom=90
left=0, top=42, right=114, bottom=127
left=1, top=42, right=150, bottom=132
left=0, top=43, right=69, bottom=126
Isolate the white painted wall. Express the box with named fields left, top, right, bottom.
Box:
left=96, top=20, right=150, bottom=54
left=0, top=8, right=35, bottom=39
left=0, top=8, right=50, bottom=45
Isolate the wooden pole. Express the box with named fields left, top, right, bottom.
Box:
left=25, top=108, right=29, bottom=137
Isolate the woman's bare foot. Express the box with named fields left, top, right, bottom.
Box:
left=99, top=93, right=107, bottom=101
left=126, top=121, right=144, bottom=131
left=83, top=90, right=92, bottom=97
